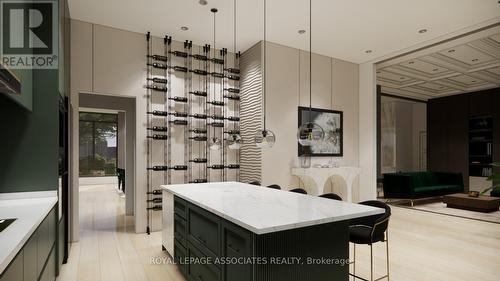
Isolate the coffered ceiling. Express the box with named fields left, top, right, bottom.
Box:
left=377, top=31, right=500, bottom=100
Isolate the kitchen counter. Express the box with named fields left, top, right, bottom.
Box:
left=0, top=192, right=57, bottom=274
left=162, top=181, right=383, bottom=234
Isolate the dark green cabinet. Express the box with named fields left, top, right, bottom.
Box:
left=0, top=206, right=57, bottom=281
left=172, top=196, right=348, bottom=281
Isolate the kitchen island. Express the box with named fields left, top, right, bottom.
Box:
left=161, top=182, right=383, bottom=281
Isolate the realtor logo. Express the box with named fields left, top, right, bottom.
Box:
left=1, top=0, right=58, bottom=69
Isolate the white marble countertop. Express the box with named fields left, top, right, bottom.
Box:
left=162, top=182, right=384, bottom=235
left=0, top=192, right=57, bottom=274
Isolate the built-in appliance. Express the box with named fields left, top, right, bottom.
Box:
left=0, top=63, right=21, bottom=95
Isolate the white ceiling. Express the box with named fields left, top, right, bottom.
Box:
left=67, top=0, right=500, bottom=64
left=377, top=29, right=500, bottom=100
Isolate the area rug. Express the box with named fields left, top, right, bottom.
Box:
left=388, top=198, right=500, bottom=224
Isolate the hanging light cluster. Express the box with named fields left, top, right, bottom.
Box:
left=297, top=0, right=324, bottom=147
left=254, top=0, right=276, bottom=148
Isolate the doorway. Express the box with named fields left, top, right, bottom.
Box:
left=70, top=93, right=136, bottom=242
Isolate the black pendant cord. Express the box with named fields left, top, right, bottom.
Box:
left=212, top=9, right=217, bottom=138
left=309, top=0, right=312, bottom=121
left=145, top=31, right=151, bottom=235
left=263, top=0, right=267, bottom=130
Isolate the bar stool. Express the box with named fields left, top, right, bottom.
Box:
left=289, top=188, right=307, bottom=194
left=319, top=193, right=342, bottom=201
left=267, top=184, right=281, bottom=190
left=349, top=200, right=391, bottom=281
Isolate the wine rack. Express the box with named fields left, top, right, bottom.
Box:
left=144, top=32, right=240, bottom=234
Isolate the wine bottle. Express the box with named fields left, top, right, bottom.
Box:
left=147, top=62, right=168, bottom=69
left=211, top=58, right=224, bottom=64
left=191, top=54, right=208, bottom=61
left=168, top=96, right=188, bottom=103
left=226, top=116, right=240, bottom=122
left=224, top=68, right=240, bottom=74
left=169, top=112, right=188, bottom=118
left=189, top=158, right=208, bottom=163
left=208, top=164, right=225, bottom=170
left=147, top=205, right=162, bottom=211
left=169, top=120, right=188, bottom=125
left=170, top=66, right=188, bottom=72
left=224, top=88, right=240, bottom=93
left=190, top=91, right=207, bottom=97
left=226, top=164, right=240, bottom=169
left=147, top=126, right=168, bottom=132
left=145, top=85, right=168, bottom=92
left=170, top=165, right=188, bottom=170
left=209, top=122, right=224, bottom=127
left=210, top=72, right=224, bottom=78
left=224, top=94, right=240, bottom=101
left=224, top=129, right=240, bottom=134
left=189, top=179, right=208, bottom=183
left=211, top=114, right=225, bottom=120
left=189, top=129, right=207, bottom=134
left=189, top=113, right=207, bottom=119
left=191, top=69, right=208, bottom=76
left=147, top=166, right=168, bottom=171
left=147, top=198, right=163, bottom=203
left=147, top=55, right=168, bottom=62
left=147, top=134, right=168, bottom=140
left=169, top=51, right=188, bottom=57
left=227, top=75, right=240, bottom=81
left=189, top=136, right=208, bottom=141
left=147, top=110, right=169, bottom=116
left=147, top=190, right=162, bottom=195
left=147, top=77, right=168, bottom=84
left=207, top=100, right=224, bottom=106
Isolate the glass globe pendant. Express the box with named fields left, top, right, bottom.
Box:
left=228, top=134, right=242, bottom=150
left=209, top=137, right=222, bottom=150
left=297, top=121, right=324, bottom=146
left=254, top=129, right=276, bottom=148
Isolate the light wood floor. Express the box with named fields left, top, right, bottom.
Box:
left=57, top=184, right=500, bottom=281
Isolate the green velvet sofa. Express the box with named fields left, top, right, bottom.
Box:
left=383, top=172, right=464, bottom=201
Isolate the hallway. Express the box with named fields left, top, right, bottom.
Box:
left=57, top=185, right=185, bottom=281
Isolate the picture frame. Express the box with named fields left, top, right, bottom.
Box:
left=298, top=106, right=343, bottom=157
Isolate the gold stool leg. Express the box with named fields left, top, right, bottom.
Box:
left=386, top=232, right=390, bottom=281
left=370, top=244, right=373, bottom=281
left=353, top=244, right=356, bottom=281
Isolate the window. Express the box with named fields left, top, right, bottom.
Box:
left=79, top=112, right=118, bottom=177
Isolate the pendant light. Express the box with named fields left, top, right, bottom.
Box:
left=254, top=0, right=276, bottom=148
left=297, top=0, right=324, bottom=147
left=209, top=8, right=222, bottom=151
left=228, top=0, right=242, bottom=150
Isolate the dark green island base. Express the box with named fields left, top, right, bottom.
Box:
left=170, top=196, right=349, bottom=281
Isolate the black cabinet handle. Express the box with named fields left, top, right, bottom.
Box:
left=227, top=243, right=239, bottom=253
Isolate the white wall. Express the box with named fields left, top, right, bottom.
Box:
left=254, top=42, right=360, bottom=201
left=358, top=63, right=377, bottom=202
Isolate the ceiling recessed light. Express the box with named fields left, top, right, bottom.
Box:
left=418, top=29, right=428, bottom=34
left=199, top=0, right=208, bottom=5
left=365, top=50, right=372, bottom=54
left=447, top=49, right=455, bottom=53
left=180, top=26, right=189, bottom=31
left=298, top=29, right=306, bottom=34
left=472, top=58, right=478, bottom=62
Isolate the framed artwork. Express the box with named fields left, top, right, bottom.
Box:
left=298, top=106, right=343, bottom=157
